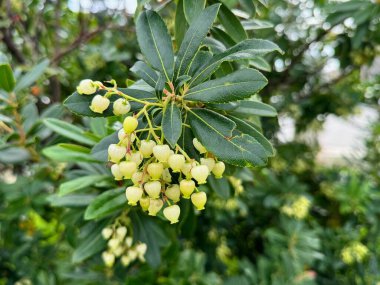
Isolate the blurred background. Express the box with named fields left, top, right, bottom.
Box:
left=0, top=0, right=379, bottom=284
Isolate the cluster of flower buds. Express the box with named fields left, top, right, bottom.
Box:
left=101, top=225, right=147, bottom=267
left=108, top=117, right=225, bottom=224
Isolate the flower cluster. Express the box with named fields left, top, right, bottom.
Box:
left=76, top=79, right=226, bottom=224
left=101, top=225, right=147, bottom=268
left=341, top=241, right=369, bottom=265
left=281, top=196, right=311, bottom=220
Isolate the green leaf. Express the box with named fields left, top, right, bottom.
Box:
left=174, top=4, right=221, bottom=78
left=0, top=147, right=30, bottom=164
left=130, top=211, right=169, bottom=267
left=64, top=88, right=155, bottom=117
left=190, top=39, right=282, bottom=86
left=43, top=144, right=101, bottom=163
left=162, top=101, right=182, bottom=147
left=89, top=117, right=108, bottom=137
left=218, top=3, right=247, bottom=43
left=72, top=222, right=107, bottom=263
left=47, top=194, right=96, bottom=207
left=14, top=59, right=49, bottom=92
left=175, top=0, right=189, bottom=48
left=59, top=175, right=109, bottom=196
left=188, top=108, right=268, bottom=167
left=231, top=100, right=277, bottom=117
left=44, top=118, right=98, bottom=146
left=84, top=188, right=126, bottom=220
left=256, top=0, right=268, bottom=7
left=242, top=19, right=273, bottom=30
left=249, top=56, right=271, bottom=72
left=136, top=10, right=174, bottom=81
left=0, top=62, right=15, bottom=92
left=130, top=61, right=158, bottom=87
left=185, top=69, right=267, bottom=103
left=208, top=175, right=231, bottom=199
left=91, top=132, right=119, bottom=162
left=183, top=0, right=206, bottom=24
left=188, top=51, right=212, bottom=76
left=228, top=115, right=274, bottom=156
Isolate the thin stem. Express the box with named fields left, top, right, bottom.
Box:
left=175, top=144, right=192, bottom=161
left=143, top=108, right=160, bottom=143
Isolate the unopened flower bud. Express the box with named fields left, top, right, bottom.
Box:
left=193, top=138, right=207, bottom=154
left=118, top=129, right=135, bottom=146
left=125, top=186, right=143, bottom=206
left=113, top=246, right=124, bottom=257
left=147, top=163, right=164, bottom=180
left=140, top=140, right=156, bottom=158
left=116, top=226, right=127, bottom=239
left=125, top=237, right=133, bottom=247
left=212, top=161, right=225, bottom=178
left=153, top=144, right=171, bottom=162
left=123, top=116, right=138, bottom=134
left=139, top=196, right=150, bottom=211
left=102, top=251, right=115, bottom=267
left=101, top=227, right=113, bottom=240
left=181, top=161, right=196, bottom=179
left=113, top=98, right=131, bottom=115
left=119, top=161, right=137, bottom=179
left=144, top=181, right=162, bottom=199
left=201, top=158, right=216, bottom=171
left=165, top=184, right=180, bottom=202
left=90, top=95, right=110, bottom=113
left=108, top=238, right=120, bottom=250
left=162, top=168, right=172, bottom=183
left=163, top=205, right=180, bottom=224
left=135, top=243, right=147, bottom=262
left=111, top=164, right=123, bottom=180
left=126, top=151, right=143, bottom=166
left=108, top=144, right=126, bottom=163
left=180, top=179, right=195, bottom=199
left=131, top=171, right=146, bottom=185
left=77, top=79, right=97, bottom=95
left=148, top=199, right=163, bottom=216
left=168, top=154, right=185, bottom=172
left=191, top=192, right=207, bottom=210
left=191, top=165, right=209, bottom=184
left=121, top=255, right=131, bottom=266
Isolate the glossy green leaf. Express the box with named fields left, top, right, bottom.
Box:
left=185, top=69, right=267, bottom=103
left=44, top=118, right=98, bottom=146
left=84, top=188, right=126, bottom=220
left=175, top=0, right=189, bottom=48
left=136, top=10, right=174, bottom=81
left=64, top=88, right=155, bottom=117
left=130, top=61, right=158, bottom=87
left=59, top=175, right=109, bottom=196
left=162, top=101, right=182, bottom=147
left=228, top=115, right=274, bottom=156
left=0, top=63, right=15, bottom=92
left=14, top=59, right=49, bottom=92
left=249, top=56, right=271, bottom=71
left=130, top=211, right=169, bottom=267
left=218, top=3, right=247, bottom=43
left=190, top=39, right=282, bottom=86
left=188, top=108, right=268, bottom=167
left=231, top=100, right=277, bottom=117
left=43, top=144, right=100, bottom=163
left=91, top=132, right=119, bottom=162
left=48, top=194, right=96, bottom=207
left=188, top=51, right=212, bottom=76
left=0, top=147, right=30, bottom=164
left=174, top=4, right=221, bottom=78
left=183, top=0, right=206, bottom=24
left=242, top=19, right=273, bottom=30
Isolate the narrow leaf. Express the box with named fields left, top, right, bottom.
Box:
left=185, top=69, right=267, bottom=103
left=183, top=0, right=206, bottom=24
left=249, top=56, right=271, bottom=72
left=43, top=144, right=101, bottom=163
left=130, top=61, right=158, bottom=87
left=0, top=63, right=15, bottom=92
left=175, top=4, right=221, bottom=78
left=231, top=100, right=277, bottom=117
left=59, top=175, right=109, bottom=196
left=218, top=3, right=247, bottom=43
left=136, top=10, right=174, bottom=81
left=14, top=59, right=49, bottom=92
left=175, top=0, right=189, bottom=48
left=162, top=101, right=182, bottom=147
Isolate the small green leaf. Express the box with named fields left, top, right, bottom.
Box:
left=183, top=0, right=206, bottom=24
left=59, top=175, right=109, bottom=196
left=43, top=144, right=100, bottom=163
left=136, top=10, right=174, bottom=81
left=174, top=4, right=221, bottom=78
left=14, top=59, right=49, bottom=92
left=188, top=108, right=268, bottom=167
left=162, top=101, right=182, bottom=147
left=242, top=19, right=274, bottom=30
left=130, top=61, right=158, bottom=87
left=175, top=0, right=189, bottom=48
left=186, top=69, right=267, bottom=103
left=91, top=132, right=119, bottom=162
left=190, top=39, right=282, bottom=86
left=0, top=63, right=15, bottom=92
left=84, top=188, right=126, bottom=220
left=231, top=100, right=277, bottom=117
left=218, top=3, right=247, bottom=43
left=44, top=118, right=98, bottom=146
left=249, top=56, right=271, bottom=72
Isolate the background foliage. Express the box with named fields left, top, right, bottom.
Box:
left=0, top=0, right=379, bottom=284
